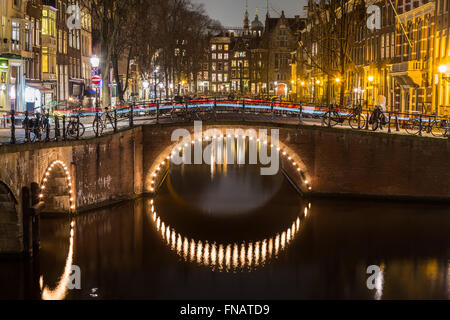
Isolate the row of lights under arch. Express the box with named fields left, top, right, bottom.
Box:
left=149, top=134, right=312, bottom=193
left=39, top=160, right=75, bottom=212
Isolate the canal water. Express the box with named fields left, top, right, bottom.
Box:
left=1, top=157, right=450, bottom=300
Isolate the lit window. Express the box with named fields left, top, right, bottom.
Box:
left=42, top=47, right=49, bottom=73
left=42, top=9, right=56, bottom=37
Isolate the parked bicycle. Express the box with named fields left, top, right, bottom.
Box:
left=404, top=114, right=449, bottom=137
left=368, top=105, right=388, bottom=131
left=321, top=104, right=366, bottom=129
left=66, top=115, right=86, bottom=138
left=92, top=107, right=117, bottom=135
left=22, top=112, right=49, bottom=142
left=184, top=103, right=215, bottom=122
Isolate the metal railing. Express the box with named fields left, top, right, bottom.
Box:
left=1, top=98, right=448, bottom=146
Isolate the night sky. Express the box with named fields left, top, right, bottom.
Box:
left=192, top=0, right=308, bottom=27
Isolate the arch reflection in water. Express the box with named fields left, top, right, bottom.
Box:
left=41, top=220, right=76, bottom=300
left=148, top=199, right=310, bottom=272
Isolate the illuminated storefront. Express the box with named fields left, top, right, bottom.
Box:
left=0, top=57, right=26, bottom=112
left=0, top=59, right=8, bottom=111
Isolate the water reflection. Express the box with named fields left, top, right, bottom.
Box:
left=1, top=197, right=450, bottom=300
left=41, top=220, right=76, bottom=301
left=374, top=264, right=385, bottom=300
left=148, top=199, right=308, bottom=272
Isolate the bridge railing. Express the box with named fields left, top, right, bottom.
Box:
left=1, top=99, right=449, bottom=145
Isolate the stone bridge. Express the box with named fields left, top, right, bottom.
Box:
left=0, top=121, right=449, bottom=254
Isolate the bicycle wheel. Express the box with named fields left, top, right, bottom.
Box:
left=349, top=115, right=365, bottom=130
left=321, top=113, right=337, bottom=127
left=66, top=122, right=76, bottom=138
left=372, top=118, right=379, bottom=131
left=404, top=119, right=421, bottom=135
left=67, top=122, right=85, bottom=138
left=78, top=122, right=86, bottom=137
left=93, top=118, right=105, bottom=135
left=432, top=120, right=448, bottom=137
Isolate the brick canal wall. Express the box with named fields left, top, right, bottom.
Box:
left=0, top=122, right=449, bottom=254
left=0, top=128, right=143, bottom=254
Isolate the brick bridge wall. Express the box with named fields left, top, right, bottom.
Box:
left=0, top=122, right=449, bottom=254
left=142, top=123, right=450, bottom=200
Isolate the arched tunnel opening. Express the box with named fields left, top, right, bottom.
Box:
left=148, top=132, right=310, bottom=244
left=41, top=165, right=72, bottom=214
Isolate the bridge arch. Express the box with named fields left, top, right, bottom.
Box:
left=39, top=160, right=75, bottom=213
left=0, top=181, right=20, bottom=253
left=145, top=128, right=313, bottom=195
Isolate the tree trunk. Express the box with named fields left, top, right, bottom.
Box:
left=100, top=62, right=111, bottom=108
left=340, top=80, right=345, bottom=106
left=100, top=34, right=111, bottom=108
left=112, top=54, right=125, bottom=104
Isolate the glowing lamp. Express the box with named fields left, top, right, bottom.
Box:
left=90, top=55, right=100, bottom=68
left=438, top=64, right=449, bottom=74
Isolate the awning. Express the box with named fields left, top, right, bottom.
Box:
left=85, top=89, right=96, bottom=97
left=391, top=74, right=419, bottom=88
left=26, top=82, right=54, bottom=93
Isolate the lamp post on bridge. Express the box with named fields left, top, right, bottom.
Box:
left=91, top=55, right=100, bottom=109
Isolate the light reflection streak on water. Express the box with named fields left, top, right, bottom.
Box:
left=374, top=264, right=385, bottom=300
left=148, top=200, right=308, bottom=272
left=41, top=220, right=76, bottom=300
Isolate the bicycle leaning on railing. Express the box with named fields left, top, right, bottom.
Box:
left=22, top=112, right=50, bottom=142
left=368, top=105, right=389, bottom=131
left=65, top=114, right=85, bottom=139
left=404, top=114, right=449, bottom=137
left=92, top=107, right=117, bottom=136
left=321, top=104, right=367, bottom=129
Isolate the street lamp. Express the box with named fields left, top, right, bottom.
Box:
left=438, top=64, right=449, bottom=74
left=334, top=78, right=341, bottom=105
left=367, top=76, right=375, bottom=107
left=91, top=55, right=101, bottom=109
left=142, top=80, right=149, bottom=101
left=439, top=64, right=450, bottom=81
left=91, top=55, right=100, bottom=69
left=438, top=65, right=450, bottom=115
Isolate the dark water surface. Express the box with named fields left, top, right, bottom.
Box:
left=1, top=160, right=449, bottom=300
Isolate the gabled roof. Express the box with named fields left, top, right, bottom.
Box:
left=264, top=12, right=306, bottom=34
